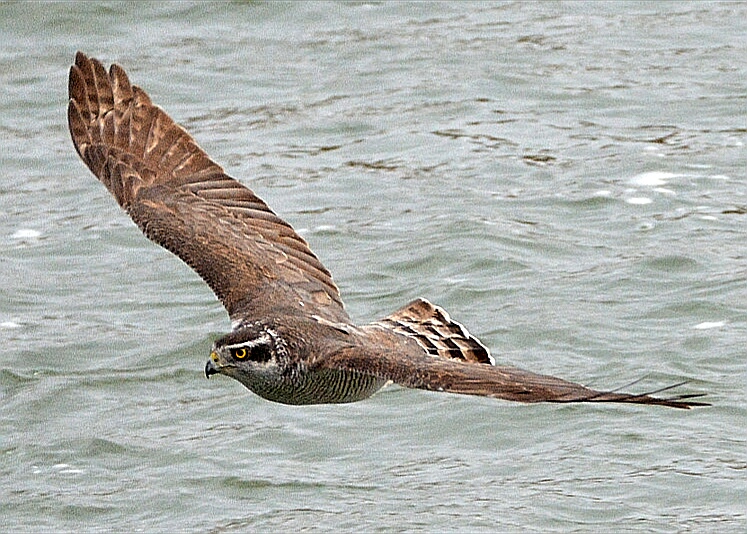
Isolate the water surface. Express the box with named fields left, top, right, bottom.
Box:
left=1, top=2, right=746, bottom=532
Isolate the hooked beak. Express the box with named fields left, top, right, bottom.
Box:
left=205, top=351, right=220, bottom=378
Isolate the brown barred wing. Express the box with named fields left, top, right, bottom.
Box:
left=373, top=298, right=494, bottom=365
left=67, top=52, right=348, bottom=323
left=321, top=339, right=709, bottom=409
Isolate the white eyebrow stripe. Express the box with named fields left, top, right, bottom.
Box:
left=225, top=334, right=271, bottom=350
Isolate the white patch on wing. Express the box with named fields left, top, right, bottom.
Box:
left=311, top=315, right=359, bottom=335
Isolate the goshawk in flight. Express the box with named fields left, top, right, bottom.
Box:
left=67, top=52, right=707, bottom=409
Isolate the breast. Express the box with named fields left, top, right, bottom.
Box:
left=236, top=366, right=387, bottom=405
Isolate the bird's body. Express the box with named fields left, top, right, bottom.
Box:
left=209, top=316, right=390, bottom=405
left=67, top=52, right=707, bottom=409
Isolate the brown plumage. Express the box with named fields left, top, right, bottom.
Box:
left=68, top=52, right=708, bottom=409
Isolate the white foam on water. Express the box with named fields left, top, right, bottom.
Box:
left=693, top=321, right=726, bottom=330
left=11, top=229, right=42, bottom=240
left=629, top=171, right=682, bottom=187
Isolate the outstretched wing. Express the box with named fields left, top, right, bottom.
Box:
left=321, top=299, right=708, bottom=409
left=67, top=52, right=348, bottom=324
left=324, top=342, right=708, bottom=409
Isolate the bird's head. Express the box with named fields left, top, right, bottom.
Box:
left=205, top=322, right=287, bottom=383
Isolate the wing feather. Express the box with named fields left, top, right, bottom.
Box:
left=68, top=52, right=347, bottom=323
left=374, top=298, right=494, bottom=364
left=322, top=340, right=708, bottom=409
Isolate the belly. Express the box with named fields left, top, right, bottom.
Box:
left=238, top=367, right=388, bottom=405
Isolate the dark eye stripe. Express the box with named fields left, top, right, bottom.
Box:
left=229, top=344, right=272, bottom=363
left=250, top=344, right=272, bottom=363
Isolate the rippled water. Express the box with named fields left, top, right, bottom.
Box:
left=2, top=2, right=746, bottom=532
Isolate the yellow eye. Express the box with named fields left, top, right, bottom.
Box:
left=234, top=348, right=247, bottom=359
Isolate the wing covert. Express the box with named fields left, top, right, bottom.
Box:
left=373, top=298, right=494, bottom=364
left=68, top=52, right=347, bottom=323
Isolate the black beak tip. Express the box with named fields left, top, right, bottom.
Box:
left=205, top=360, right=217, bottom=379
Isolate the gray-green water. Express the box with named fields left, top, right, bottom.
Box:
left=2, top=1, right=746, bottom=532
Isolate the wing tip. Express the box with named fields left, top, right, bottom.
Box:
left=67, top=97, right=88, bottom=160
left=563, top=380, right=711, bottom=409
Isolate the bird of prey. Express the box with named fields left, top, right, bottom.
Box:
left=67, top=52, right=707, bottom=409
